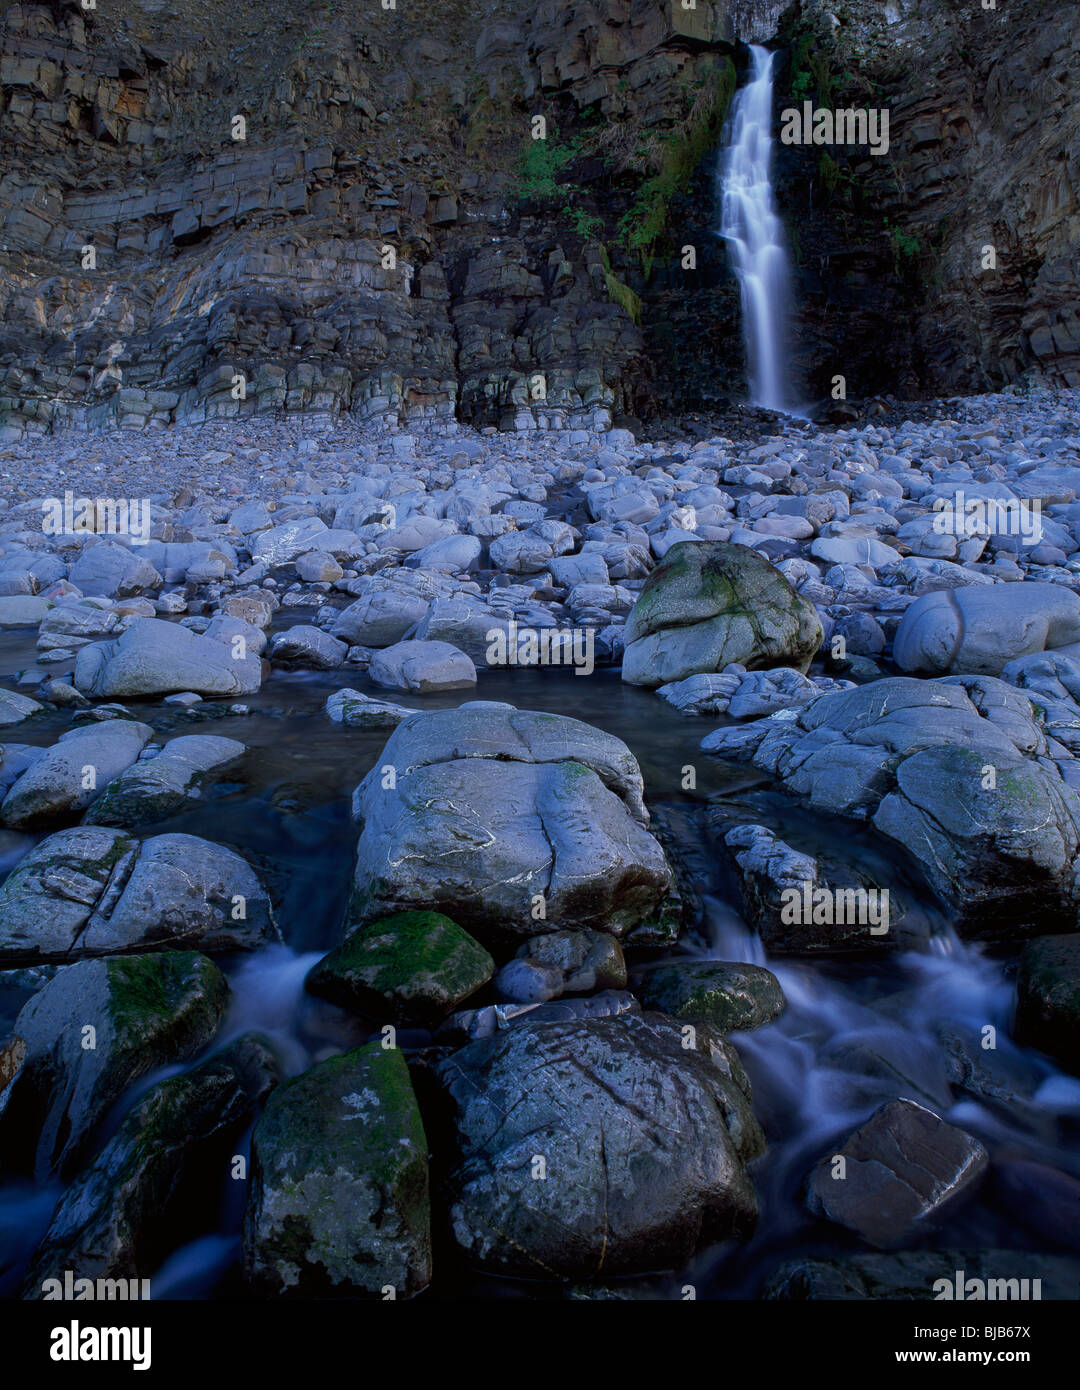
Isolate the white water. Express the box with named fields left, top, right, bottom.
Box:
left=719, top=44, right=794, bottom=413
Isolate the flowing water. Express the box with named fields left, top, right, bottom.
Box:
left=1, top=660, right=1079, bottom=1297
left=719, top=44, right=796, bottom=415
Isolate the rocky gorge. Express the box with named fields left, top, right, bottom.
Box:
left=0, top=0, right=1078, bottom=1317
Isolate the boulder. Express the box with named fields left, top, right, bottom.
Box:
left=0, top=826, right=275, bottom=963
left=306, top=910, right=494, bottom=1025
left=622, top=542, right=823, bottom=687
left=269, top=625, right=347, bottom=669
left=703, top=676, right=1080, bottom=940
left=435, top=1012, right=761, bottom=1277
left=243, top=1044, right=430, bottom=1297
left=806, top=1099, right=988, bottom=1248
left=24, top=1035, right=279, bottom=1292
left=325, top=688, right=415, bottom=729
left=1014, top=934, right=1080, bottom=1073
left=74, top=618, right=262, bottom=698
left=894, top=583, right=1080, bottom=676
left=0, top=952, right=228, bottom=1178
left=348, top=703, right=672, bottom=940
left=83, top=734, right=246, bottom=827
left=639, top=960, right=786, bottom=1031
left=368, top=639, right=476, bottom=692
left=1, top=720, right=154, bottom=829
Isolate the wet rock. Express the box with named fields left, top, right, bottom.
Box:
left=0, top=597, right=52, bottom=628
left=806, top=1099, right=989, bottom=1248
left=348, top=703, right=672, bottom=940
left=704, top=677, right=1080, bottom=940
left=244, top=1043, right=430, bottom=1298
left=269, top=625, right=347, bottom=670
left=658, top=667, right=852, bottom=716
left=37, top=603, right=123, bottom=653
left=440, top=989, right=639, bottom=1042
left=0, top=951, right=228, bottom=1178
left=493, top=957, right=565, bottom=1003
left=305, top=910, right=494, bottom=1026
left=1, top=720, right=154, bottom=829
left=0, top=688, right=43, bottom=725
left=325, top=687, right=414, bottom=728
left=639, top=960, right=785, bottom=1031
left=513, top=928, right=627, bottom=995
left=83, top=734, right=246, bottom=827
left=23, top=1035, right=279, bottom=1292
left=74, top=618, right=262, bottom=698
left=622, top=541, right=823, bottom=687
left=1013, top=934, right=1080, bottom=1072
left=330, top=577, right=433, bottom=647
left=368, top=639, right=476, bottom=692
left=435, top=1011, right=761, bottom=1278
left=0, top=825, right=275, bottom=963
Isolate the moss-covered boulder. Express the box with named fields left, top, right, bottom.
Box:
left=1014, top=934, right=1080, bottom=1073
left=306, top=911, right=493, bottom=1026
left=621, top=541, right=823, bottom=687
left=243, top=1043, right=431, bottom=1298
left=0, top=951, right=228, bottom=1179
left=23, top=1034, right=279, bottom=1293
left=640, top=960, right=786, bottom=1031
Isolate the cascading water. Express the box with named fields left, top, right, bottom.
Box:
left=719, top=44, right=794, bottom=414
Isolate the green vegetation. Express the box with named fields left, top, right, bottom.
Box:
left=885, top=218, right=924, bottom=274
left=598, top=246, right=642, bottom=325
left=510, top=127, right=588, bottom=204
left=615, top=55, right=737, bottom=276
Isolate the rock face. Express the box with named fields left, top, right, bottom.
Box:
left=244, top=1044, right=431, bottom=1298
left=435, top=1012, right=762, bottom=1278
left=702, top=677, right=1080, bottom=940
left=622, top=542, right=823, bottom=687
left=24, top=1035, right=279, bottom=1292
left=0, top=952, right=228, bottom=1179
left=893, top=583, right=1080, bottom=676
left=74, top=619, right=262, bottom=698
left=777, top=0, right=1080, bottom=397
left=1014, top=935, right=1080, bottom=1073
left=806, top=1099, right=989, bottom=1249
left=0, top=825, right=275, bottom=963
left=348, top=703, right=673, bottom=941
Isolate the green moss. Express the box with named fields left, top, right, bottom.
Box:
left=105, top=951, right=224, bottom=1043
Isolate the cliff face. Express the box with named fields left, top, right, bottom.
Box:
left=777, top=0, right=1080, bottom=398
left=0, top=0, right=1074, bottom=440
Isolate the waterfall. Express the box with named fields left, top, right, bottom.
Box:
left=719, top=44, right=794, bottom=413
